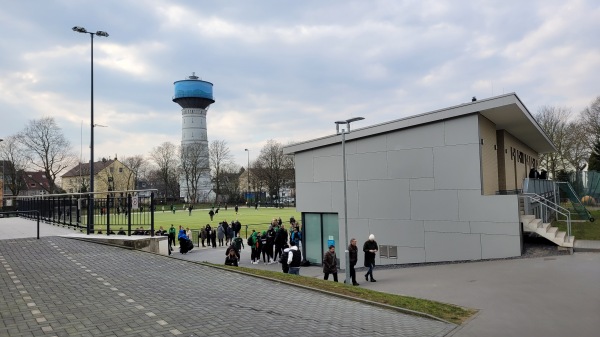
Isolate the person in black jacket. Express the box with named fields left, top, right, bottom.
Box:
left=348, top=238, right=359, bottom=286
left=225, top=249, right=238, bottom=266
left=363, top=234, right=378, bottom=282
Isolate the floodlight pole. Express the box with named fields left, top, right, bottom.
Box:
left=245, top=149, right=250, bottom=203
left=335, top=117, right=364, bottom=285
left=72, top=26, right=109, bottom=234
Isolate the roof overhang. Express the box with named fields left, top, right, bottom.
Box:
left=283, top=93, right=556, bottom=155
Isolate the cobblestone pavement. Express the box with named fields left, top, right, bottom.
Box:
left=0, top=237, right=455, bottom=337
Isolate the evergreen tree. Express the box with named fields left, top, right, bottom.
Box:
left=588, top=138, right=600, bottom=171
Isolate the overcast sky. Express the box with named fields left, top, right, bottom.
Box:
left=1, top=0, right=599, bottom=168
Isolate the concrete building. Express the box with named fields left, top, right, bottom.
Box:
left=173, top=73, right=215, bottom=203
left=283, top=93, right=555, bottom=266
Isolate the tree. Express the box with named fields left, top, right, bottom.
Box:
left=179, top=142, right=209, bottom=204
left=18, top=117, right=75, bottom=193
left=563, top=120, right=590, bottom=172
left=579, top=95, right=600, bottom=140
left=254, top=140, right=295, bottom=204
left=122, top=155, right=148, bottom=190
left=218, top=162, right=242, bottom=203
left=588, top=138, right=600, bottom=171
left=534, top=106, right=572, bottom=178
left=149, top=142, right=180, bottom=202
left=209, top=140, right=233, bottom=203
left=0, top=135, right=28, bottom=197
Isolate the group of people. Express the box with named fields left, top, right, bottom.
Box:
left=200, top=220, right=243, bottom=248
left=245, top=217, right=302, bottom=265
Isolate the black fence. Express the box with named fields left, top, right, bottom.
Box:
left=17, top=191, right=155, bottom=236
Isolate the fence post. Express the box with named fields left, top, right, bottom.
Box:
left=106, top=194, right=111, bottom=235
left=150, top=192, right=155, bottom=237
left=87, top=194, right=92, bottom=235
left=127, top=193, right=132, bottom=236
left=36, top=211, right=40, bottom=240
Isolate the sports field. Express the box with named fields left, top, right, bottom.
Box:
left=88, top=206, right=301, bottom=237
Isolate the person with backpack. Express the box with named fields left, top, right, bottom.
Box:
left=279, top=243, right=290, bottom=273
left=168, top=224, right=176, bottom=250
left=274, top=224, right=288, bottom=261
left=248, top=230, right=259, bottom=264
left=287, top=241, right=302, bottom=275
left=231, top=235, right=245, bottom=261
left=259, top=231, right=269, bottom=264
left=266, top=225, right=276, bottom=264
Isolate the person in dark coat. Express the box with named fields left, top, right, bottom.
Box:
left=208, top=208, right=215, bottom=221
left=363, top=234, right=378, bottom=282
left=348, top=238, right=359, bottom=286
left=225, top=248, right=238, bottom=266
left=210, top=228, right=217, bottom=248
left=322, top=245, right=338, bottom=282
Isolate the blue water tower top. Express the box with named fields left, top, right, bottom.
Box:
left=173, top=73, right=215, bottom=109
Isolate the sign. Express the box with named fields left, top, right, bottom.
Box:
left=327, top=236, right=335, bottom=247
left=132, top=196, right=139, bottom=210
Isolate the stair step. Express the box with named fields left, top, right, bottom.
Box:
left=555, top=231, right=566, bottom=240
left=538, top=222, right=550, bottom=230
left=546, top=227, right=558, bottom=234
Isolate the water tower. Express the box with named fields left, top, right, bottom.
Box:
left=173, top=73, right=215, bottom=202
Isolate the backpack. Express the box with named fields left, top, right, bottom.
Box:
left=290, top=249, right=301, bottom=267
left=247, top=237, right=252, bottom=246
left=279, top=250, right=289, bottom=264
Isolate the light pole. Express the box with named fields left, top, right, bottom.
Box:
left=72, top=26, right=109, bottom=234
left=335, top=117, right=364, bottom=285
left=245, top=149, right=250, bottom=203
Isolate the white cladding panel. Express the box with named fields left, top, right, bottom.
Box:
left=386, top=122, right=445, bottom=150
left=425, top=232, right=482, bottom=262
left=294, top=151, right=315, bottom=183
left=296, top=182, right=333, bottom=212
left=433, top=144, right=481, bottom=190
left=358, top=179, right=411, bottom=220
left=347, top=152, right=388, bottom=181
left=458, top=190, right=518, bottom=222
left=368, top=219, right=425, bottom=248
left=424, top=220, right=471, bottom=234
left=313, top=155, right=342, bottom=182
left=388, top=148, right=434, bottom=179
left=411, top=190, right=459, bottom=221
left=444, top=115, right=479, bottom=145
left=481, top=234, right=521, bottom=259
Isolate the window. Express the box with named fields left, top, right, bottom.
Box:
left=119, top=167, right=123, bottom=173
left=30, top=183, right=36, bottom=187
left=110, top=167, right=114, bottom=173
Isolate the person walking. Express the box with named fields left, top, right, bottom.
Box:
left=279, top=244, right=290, bottom=273
left=231, top=235, right=245, bottom=261
left=323, top=245, right=338, bottom=282
left=168, top=224, right=176, bottom=250
left=200, top=227, right=207, bottom=247
left=287, top=241, right=302, bottom=275
left=348, top=238, right=359, bottom=286
left=363, top=234, right=378, bottom=282
left=210, top=227, right=217, bottom=248
left=208, top=208, right=215, bottom=221
left=234, top=205, right=239, bottom=214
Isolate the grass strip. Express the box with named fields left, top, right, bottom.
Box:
left=209, top=263, right=477, bottom=325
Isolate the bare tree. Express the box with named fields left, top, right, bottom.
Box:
left=0, top=135, right=28, bottom=197
left=179, top=142, right=209, bottom=204
left=563, top=120, right=590, bottom=171
left=149, top=142, right=180, bottom=202
left=122, top=155, right=148, bottom=190
left=254, top=139, right=295, bottom=203
left=209, top=140, right=233, bottom=203
left=219, top=162, right=242, bottom=203
left=18, top=117, right=76, bottom=193
left=579, top=95, right=600, bottom=141
left=534, top=106, right=573, bottom=178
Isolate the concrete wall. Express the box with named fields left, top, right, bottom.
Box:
left=479, top=115, right=499, bottom=195
left=296, top=114, right=521, bottom=266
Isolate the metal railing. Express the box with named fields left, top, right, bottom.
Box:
left=520, top=192, right=572, bottom=240
left=15, top=190, right=156, bottom=236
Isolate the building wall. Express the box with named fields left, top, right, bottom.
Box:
left=479, top=115, right=499, bottom=195
left=296, top=114, right=521, bottom=266
left=497, top=130, right=539, bottom=191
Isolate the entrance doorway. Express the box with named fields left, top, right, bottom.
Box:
left=303, top=213, right=339, bottom=265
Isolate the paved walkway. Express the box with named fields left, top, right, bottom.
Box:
left=0, top=218, right=454, bottom=336
left=3, top=217, right=600, bottom=336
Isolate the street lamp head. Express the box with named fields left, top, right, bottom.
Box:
left=95, top=31, right=109, bottom=37
left=245, top=149, right=248, bottom=151
left=346, top=117, right=364, bottom=123
left=72, top=26, right=88, bottom=33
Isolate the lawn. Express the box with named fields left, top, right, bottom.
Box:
left=86, top=206, right=301, bottom=237
left=553, top=208, right=600, bottom=240
left=215, top=264, right=477, bottom=325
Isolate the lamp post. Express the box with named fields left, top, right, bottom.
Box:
left=72, top=26, right=109, bottom=234
left=245, top=149, right=250, bottom=203
left=335, top=117, right=364, bottom=285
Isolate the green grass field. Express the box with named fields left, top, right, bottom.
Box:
left=86, top=206, right=301, bottom=236
left=554, top=208, right=600, bottom=240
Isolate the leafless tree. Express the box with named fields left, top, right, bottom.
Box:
left=209, top=140, right=233, bottom=203
left=179, top=142, right=209, bottom=204
left=122, top=155, right=148, bottom=191
left=563, top=120, right=590, bottom=172
left=218, top=162, right=242, bottom=203
left=0, top=135, right=29, bottom=197
left=579, top=95, right=600, bottom=141
left=254, top=139, right=295, bottom=203
left=18, top=117, right=76, bottom=193
left=149, top=142, right=180, bottom=202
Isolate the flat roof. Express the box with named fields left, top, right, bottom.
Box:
left=283, top=93, right=556, bottom=155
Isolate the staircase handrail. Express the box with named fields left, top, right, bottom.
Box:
left=555, top=181, right=594, bottom=221
left=520, top=193, right=571, bottom=240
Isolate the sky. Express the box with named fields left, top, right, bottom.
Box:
left=1, top=0, right=599, bottom=169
